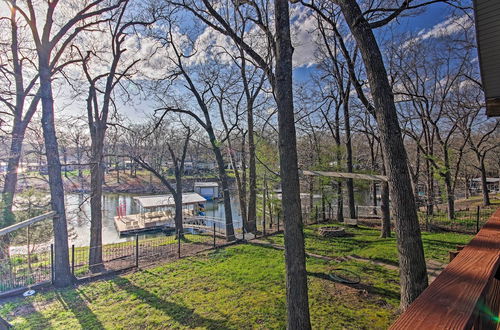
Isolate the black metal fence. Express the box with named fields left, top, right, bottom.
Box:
left=0, top=250, right=52, bottom=292
left=0, top=224, right=233, bottom=294
left=418, top=205, right=494, bottom=234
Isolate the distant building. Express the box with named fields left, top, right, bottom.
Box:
left=194, top=182, right=219, bottom=200
left=469, top=177, right=500, bottom=193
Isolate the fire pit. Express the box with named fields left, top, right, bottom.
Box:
left=317, top=226, right=347, bottom=238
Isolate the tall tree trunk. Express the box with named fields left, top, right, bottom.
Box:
left=337, top=0, right=428, bottom=310
left=274, top=1, right=311, bottom=328
left=335, top=123, right=343, bottom=222
left=343, top=97, right=356, bottom=219
left=442, top=145, right=455, bottom=220
left=211, top=137, right=235, bottom=241
left=308, top=177, right=314, bottom=222
left=336, top=181, right=344, bottom=222
left=369, top=140, right=378, bottom=214
left=174, top=173, right=184, bottom=236
left=380, top=163, right=391, bottom=238
left=229, top=135, right=249, bottom=234
left=425, top=159, right=435, bottom=216
left=380, top=181, right=391, bottom=238
left=89, top=127, right=105, bottom=273
left=1, top=121, right=27, bottom=259
left=247, top=102, right=258, bottom=233
left=39, top=51, right=72, bottom=287
left=479, top=157, right=490, bottom=206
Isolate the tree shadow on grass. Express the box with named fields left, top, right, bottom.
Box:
left=6, top=300, right=52, bottom=330
left=307, top=271, right=400, bottom=301
left=111, top=276, right=232, bottom=330
left=54, top=289, right=105, bottom=329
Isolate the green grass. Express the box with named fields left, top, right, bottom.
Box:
left=0, top=244, right=400, bottom=329
left=0, top=224, right=475, bottom=329
left=261, top=223, right=473, bottom=264
left=2, top=234, right=213, bottom=290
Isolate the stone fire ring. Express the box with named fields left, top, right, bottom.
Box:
left=317, top=226, right=347, bottom=238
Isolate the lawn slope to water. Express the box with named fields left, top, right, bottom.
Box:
left=1, top=244, right=400, bottom=329
left=0, top=224, right=473, bottom=329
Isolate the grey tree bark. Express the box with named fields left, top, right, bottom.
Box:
left=274, top=1, right=311, bottom=328
left=39, top=49, right=73, bottom=287
left=336, top=0, right=428, bottom=309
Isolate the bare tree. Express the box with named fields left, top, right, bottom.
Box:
left=169, top=0, right=312, bottom=326
left=315, top=14, right=357, bottom=219
left=0, top=0, right=41, bottom=259
left=152, top=22, right=237, bottom=241
left=13, top=0, right=127, bottom=287
left=303, top=0, right=431, bottom=308
left=459, top=110, right=499, bottom=206
left=130, top=118, right=195, bottom=236
left=74, top=0, right=150, bottom=272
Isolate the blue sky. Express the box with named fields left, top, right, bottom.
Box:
left=56, top=2, right=462, bottom=121
left=293, top=2, right=458, bottom=82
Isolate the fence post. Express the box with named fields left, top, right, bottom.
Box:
left=177, top=230, right=181, bottom=258
left=213, top=223, right=216, bottom=248
left=71, top=245, right=75, bottom=276
left=476, top=205, right=480, bottom=233
left=50, top=244, right=54, bottom=284
left=316, top=206, right=319, bottom=224
left=135, top=235, right=139, bottom=268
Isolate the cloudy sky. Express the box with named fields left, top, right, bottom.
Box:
left=37, top=2, right=470, bottom=122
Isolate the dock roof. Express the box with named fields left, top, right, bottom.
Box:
left=194, top=182, right=219, bottom=187
left=133, top=192, right=206, bottom=209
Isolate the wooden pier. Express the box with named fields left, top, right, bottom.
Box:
left=114, top=212, right=228, bottom=236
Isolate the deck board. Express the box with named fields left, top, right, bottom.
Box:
left=390, top=208, right=500, bottom=329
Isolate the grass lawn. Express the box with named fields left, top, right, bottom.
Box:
left=261, top=223, right=473, bottom=265
left=0, top=225, right=475, bottom=329
left=1, top=244, right=400, bottom=329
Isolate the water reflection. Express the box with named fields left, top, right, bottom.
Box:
left=65, top=193, right=242, bottom=247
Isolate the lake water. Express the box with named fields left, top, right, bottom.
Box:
left=65, top=192, right=243, bottom=247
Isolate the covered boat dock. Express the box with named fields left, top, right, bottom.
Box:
left=114, top=192, right=207, bottom=235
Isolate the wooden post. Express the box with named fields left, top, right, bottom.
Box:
left=213, top=223, right=216, bottom=248
left=177, top=230, right=181, bottom=258
left=50, top=244, right=54, bottom=284
left=476, top=205, right=480, bottom=233
left=315, top=206, right=319, bottom=224
left=135, top=235, right=139, bottom=268
left=71, top=245, right=75, bottom=275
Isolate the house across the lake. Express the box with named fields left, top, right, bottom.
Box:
left=469, top=177, right=500, bottom=193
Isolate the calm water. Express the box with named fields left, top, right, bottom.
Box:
left=65, top=192, right=243, bottom=247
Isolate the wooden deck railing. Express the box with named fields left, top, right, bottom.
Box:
left=391, top=208, right=500, bottom=329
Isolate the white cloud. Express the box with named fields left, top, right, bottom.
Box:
left=403, top=14, right=473, bottom=48
left=290, top=7, right=320, bottom=68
